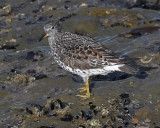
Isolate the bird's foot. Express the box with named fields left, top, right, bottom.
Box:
left=78, top=87, right=87, bottom=93
left=76, top=92, right=90, bottom=100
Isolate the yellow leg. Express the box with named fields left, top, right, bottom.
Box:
left=76, top=76, right=92, bottom=100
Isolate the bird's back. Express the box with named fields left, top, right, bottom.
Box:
left=48, top=31, right=137, bottom=76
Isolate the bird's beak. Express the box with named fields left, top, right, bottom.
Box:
left=43, top=33, right=49, bottom=38
left=39, top=33, right=48, bottom=41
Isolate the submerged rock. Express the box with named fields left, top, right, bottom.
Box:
left=0, top=5, right=12, bottom=15
left=26, top=51, right=44, bottom=61
left=122, top=26, right=160, bottom=38
left=11, top=74, right=35, bottom=85
left=60, top=114, right=73, bottom=121
left=0, top=39, right=19, bottom=50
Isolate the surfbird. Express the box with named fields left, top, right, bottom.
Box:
left=43, top=21, right=137, bottom=99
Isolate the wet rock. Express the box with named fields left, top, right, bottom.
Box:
left=41, top=5, right=56, bottom=12
left=34, top=73, right=47, bottom=80
left=105, top=94, right=136, bottom=127
left=0, top=5, right=12, bottom=15
left=101, top=107, right=109, bottom=117
left=1, top=85, right=6, bottom=90
left=36, top=15, right=46, bottom=22
left=60, top=114, right=73, bottom=121
left=54, top=99, right=66, bottom=109
left=52, top=106, right=70, bottom=116
left=11, top=74, right=35, bottom=85
left=78, top=125, right=86, bottom=128
left=119, top=93, right=131, bottom=106
left=64, top=2, right=72, bottom=9
left=26, top=104, right=43, bottom=116
left=0, top=28, right=11, bottom=34
left=26, top=51, right=44, bottom=61
left=132, top=100, right=144, bottom=109
left=0, top=43, right=19, bottom=50
left=32, top=9, right=39, bottom=13
left=0, top=39, right=19, bottom=50
left=127, top=26, right=160, bottom=38
left=45, top=98, right=56, bottom=110
left=150, top=18, right=160, bottom=23
left=42, top=98, right=55, bottom=115
left=10, top=68, right=21, bottom=74
left=88, top=119, right=102, bottom=127
left=25, top=98, right=68, bottom=117
left=10, top=105, right=26, bottom=112
left=26, top=51, right=35, bottom=60
left=133, top=0, right=160, bottom=10
left=24, top=69, right=47, bottom=80
left=80, top=110, right=93, bottom=120
left=89, top=102, right=96, bottom=109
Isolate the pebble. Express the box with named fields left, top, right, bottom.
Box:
left=88, top=119, right=101, bottom=127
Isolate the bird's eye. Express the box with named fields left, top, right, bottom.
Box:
left=52, top=26, right=54, bottom=29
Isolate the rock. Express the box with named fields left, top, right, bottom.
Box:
left=26, top=51, right=44, bottom=61
left=80, top=110, right=93, bottom=120
left=54, top=99, right=65, bottom=109
left=119, top=93, right=131, bottom=106
left=26, top=104, right=43, bottom=116
left=11, top=74, right=35, bottom=85
left=0, top=40, right=19, bottom=50
left=0, top=44, right=19, bottom=50
left=26, top=51, right=35, bottom=60
left=133, top=0, right=160, bottom=10
left=25, top=69, right=36, bottom=74
left=88, top=119, right=101, bottom=127
left=78, top=125, right=86, bottom=128
left=128, top=26, right=160, bottom=37
left=60, top=114, right=73, bottom=121
left=101, top=107, right=109, bottom=117
left=34, top=73, right=47, bottom=80
left=44, top=98, right=55, bottom=110
left=41, top=5, right=56, bottom=12
left=0, top=5, right=12, bottom=15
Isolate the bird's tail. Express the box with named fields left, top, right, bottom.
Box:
left=119, top=64, right=138, bottom=75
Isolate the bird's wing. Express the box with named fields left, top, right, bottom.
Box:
left=58, top=32, right=127, bottom=70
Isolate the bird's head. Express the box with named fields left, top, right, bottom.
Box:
left=43, top=21, right=61, bottom=37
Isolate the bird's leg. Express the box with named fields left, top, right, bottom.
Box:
left=76, top=76, right=92, bottom=100
left=78, top=76, right=92, bottom=93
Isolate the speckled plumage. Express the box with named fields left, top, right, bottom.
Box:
left=44, top=21, right=137, bottom=99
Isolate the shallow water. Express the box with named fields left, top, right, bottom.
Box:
left=0, top=0, right=160, bottom=127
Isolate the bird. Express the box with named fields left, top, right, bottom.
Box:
left=43, top=21, right=137, bottom=100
